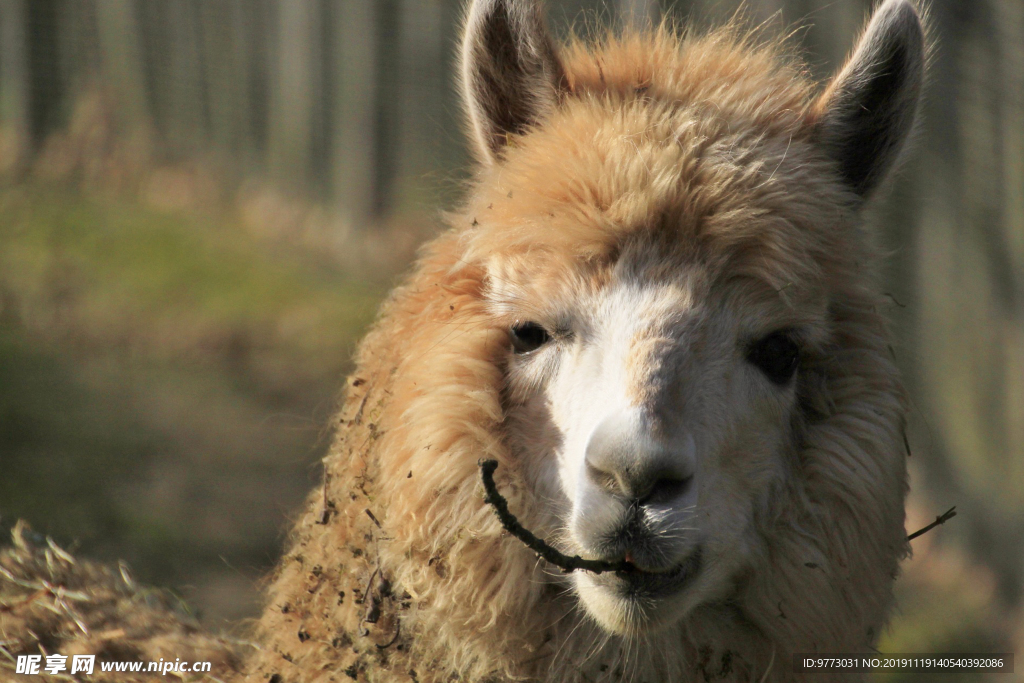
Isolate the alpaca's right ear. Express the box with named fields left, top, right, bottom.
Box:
left=813, top=0, right=925, bottom=198
left=460, top=0, right=565, bottom=164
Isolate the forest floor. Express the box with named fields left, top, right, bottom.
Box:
left=0, top=182, right=383, bottom=627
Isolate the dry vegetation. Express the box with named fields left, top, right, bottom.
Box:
left=1, top=522, right=245, bottom=682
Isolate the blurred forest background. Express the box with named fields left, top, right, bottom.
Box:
left=0, top=1, right=1020, bottom=679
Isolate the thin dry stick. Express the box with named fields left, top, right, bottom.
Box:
left=483, top=461, right=956, bottom=560
left=479, top=460, right=629, bottom=574
left=907, top=506, right=957, bottom=541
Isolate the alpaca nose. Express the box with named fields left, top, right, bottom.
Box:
left=584, top=413, right=695, bottom=504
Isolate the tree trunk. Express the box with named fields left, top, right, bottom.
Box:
left=94, top=0, right=149, bottom=141
left=616, top=0, right=658, bottom=27
left=267, top=0, right=318, bottom=188
left=199, top=0, right=244, bottom=160
left=370, top=0, right=401, bottom=218
left=393, top=0, right=443, bottom=213
left=0, top=0, right=29, bottom=174
left=332, top=0, right=378, bottom=228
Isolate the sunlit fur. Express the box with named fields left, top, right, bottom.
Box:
left=248, top=6, right=920, bottom=683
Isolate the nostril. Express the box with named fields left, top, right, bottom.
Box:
left=584, top=413, right=697, bottom=502
left=586, top=456, right=694, bottom=504
left=637, top=475, right=693, bottom=506
left=585, top=459, right=622, bottom=495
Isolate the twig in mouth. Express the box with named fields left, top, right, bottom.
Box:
left=482, top=460, right=954, bottom=559
left=907, top=506, right=957, bottom=541
left=478, top=460, right=630, bottom=574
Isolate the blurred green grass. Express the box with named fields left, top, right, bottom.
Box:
left=0, top=184, right=383, bottom=623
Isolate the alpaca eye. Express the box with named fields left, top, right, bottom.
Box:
left=510, top=321, right=551, bottom=354
left=747, top=331, right=800, bottom=385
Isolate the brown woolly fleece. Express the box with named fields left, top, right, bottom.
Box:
left=247, top=16, right=918, bottom=683
left=2, top=4, right=925, bottom=682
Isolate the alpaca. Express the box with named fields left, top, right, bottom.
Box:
left=1, top=1, right=925, bottom=681
left=246, top=1, right=925, bottom=681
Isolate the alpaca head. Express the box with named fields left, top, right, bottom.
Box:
left=460, top=0, right=923, bottom=638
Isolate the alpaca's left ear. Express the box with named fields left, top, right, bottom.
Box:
left=813, top=0, right=925, bottom=198
left=460, top=0, right=565, bottom=164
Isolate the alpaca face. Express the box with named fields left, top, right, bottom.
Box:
left=463, top=0, right=923, bottom=643
left=494, top=242, right=829, bottom=634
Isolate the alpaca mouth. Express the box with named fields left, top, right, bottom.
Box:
left=602, top=545, right=704, bottom=598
